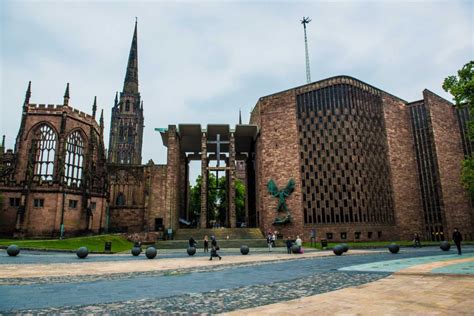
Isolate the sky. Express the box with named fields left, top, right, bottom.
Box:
left=1, top=0, right=473, bottom=182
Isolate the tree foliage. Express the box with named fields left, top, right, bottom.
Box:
left=443, top=61, right=474, bottom=196
left=188, top=174, right=246, bottom=226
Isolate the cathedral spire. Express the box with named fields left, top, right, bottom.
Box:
left=92, top=96, right=97, bottom=118
left=24, top=81, right=31, bottom=105
left=100, top=109, right=104, bottom=128
left=64, top=83, right=70, bottom=106
left=123, top=19, right=139, bottom=94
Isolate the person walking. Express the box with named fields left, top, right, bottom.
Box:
left=453, top=228, right=463, bottom=255
left=203, top=235, right=209, bottom=253
left=209, top=236, right=221, bottom=260
left=189, top=236, right=196, bottom=248
left=413, top=233, right=421, bottom=248
left=267, top=233, right=273, bottom=252
left=286, top=236, right=293, bottom=254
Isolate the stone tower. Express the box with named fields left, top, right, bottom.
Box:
left=108, top=20, right=144, bottom=165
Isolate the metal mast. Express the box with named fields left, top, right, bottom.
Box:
left=301, top=17, right=312, bottom=84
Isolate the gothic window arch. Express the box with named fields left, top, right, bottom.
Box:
left=116, top=192, right=126, bottom=206
left=64, top=130, right=85, bottom=186
left=119, top=125, right=125, bottom=142
left=128, top=126, right=134, bottom=144
left=33, top=124, right=57, bottom=181
left=125, top=100, right=130, bottom=112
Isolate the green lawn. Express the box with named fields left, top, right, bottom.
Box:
left=302, top=240, right=474, bottom=250
left=0, top=234, right=133, bottom=253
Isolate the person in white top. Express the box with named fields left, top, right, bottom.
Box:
left=295, top=235, right=302, bottom=247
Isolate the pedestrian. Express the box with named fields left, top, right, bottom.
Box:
left=203, top=235, right=209, bottom=253
left=209, top=236, right=221, bottom=261
left=267, top=233, right=273, bottom=252
left=413, top=233, right=421, bottom=248
left=189, top=236, right=196, bottom=248
left=295, top=235, right=302, bottom=247
left=295, top=236, right=303, bottom=252
left=286, top=236, right=292, bottom=254
left=272, top=232, right=276, bottom=247
left=453, top=228, right=463, bottom=255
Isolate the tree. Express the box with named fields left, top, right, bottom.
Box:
left=443, top=61, right=474, bottom=196
left=188, top=174, right=246, bottom=226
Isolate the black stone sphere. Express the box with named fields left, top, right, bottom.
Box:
left=76, top=247, right=89, bottom=259
left=388, top=243, right=400, bottom=254
left=6, top=244, right=20, bottom=257
left=291, top=245, right=301, bottom=254
left=240, top=245, right=250, bottom=255
left=131, top=246, right=141, bottom=256
left=333, top=245, right=344, bottom=256
left=440, top=241, right=451, bottom=251
left=187, top=246, right=196, bottom=256
left=341, top=243, right=349, bottom=253
left=145, top=246, right=157, bottom=259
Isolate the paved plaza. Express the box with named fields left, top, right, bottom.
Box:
left=0, top=246, right=473, bottom=314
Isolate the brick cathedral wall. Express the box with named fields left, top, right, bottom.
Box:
left=250, top=91, right=304, bottom=239
left=383, top=94, right=424, bottom=240
left=424, top=90, right=473, bottom=240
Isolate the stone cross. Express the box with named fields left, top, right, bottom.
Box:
left=207, top=134, right=229, bottom=167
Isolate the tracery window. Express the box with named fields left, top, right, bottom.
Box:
left=33, top=124, right=57, bottom=181
left=64, top=131, right=84, bottom=186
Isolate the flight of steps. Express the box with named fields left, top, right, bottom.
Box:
left=155, top=228, right=270, bottom=249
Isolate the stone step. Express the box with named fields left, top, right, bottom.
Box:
left=173, top=228, right=264, bottom=241
left=154, top=238, right=284, bottom=249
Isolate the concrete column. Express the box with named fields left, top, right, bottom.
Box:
left=200, top=132, right=208, bottom=228
left=229, top=132, right=236, bottom=228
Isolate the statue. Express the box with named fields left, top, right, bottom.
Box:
left=267, top=178, right=295, bottom=225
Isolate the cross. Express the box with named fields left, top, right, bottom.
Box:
left=207, top=134, right=229, bottom=167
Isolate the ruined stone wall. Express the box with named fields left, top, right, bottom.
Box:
left=144, top=164, right=168, bottom=231
left=0, top=102, right=107, bottom=237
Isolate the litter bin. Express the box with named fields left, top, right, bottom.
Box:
left=104, top=241, right=112, bottom=253
left=321, top=239, right=328, bottom=248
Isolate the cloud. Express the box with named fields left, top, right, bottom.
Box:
left=1, top=0, right=472, bottom=182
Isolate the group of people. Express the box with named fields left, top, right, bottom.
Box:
left=413, top=228, right=464, bottom=255
left=267, top=231, right=303, bottom=254
left=189, top=235, right=222, bottom=260
left=286, top=235, right=302, bottom=254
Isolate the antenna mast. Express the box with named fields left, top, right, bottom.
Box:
left=301, top=17, right=312, bottom=84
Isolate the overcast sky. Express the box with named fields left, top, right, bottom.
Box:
left=1, top=0, right=473, bottom=181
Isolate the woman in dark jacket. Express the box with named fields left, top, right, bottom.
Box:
left=209, top=236, right=222, bottom=261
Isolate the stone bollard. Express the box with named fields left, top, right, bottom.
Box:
left=333, top=245, right=344, bottom=256
left=146, top=246, right=157, bottom=259
left=388, top=243, right=400, bottom=254
left=131, top=246, right=141, bottom=256
left=7, top=245, right=20, bottom=257
left=240, top=245, right=250, bottom=255
left=440, top=241, right=451, bottom=251
left=77, top=246, right=89, bottom=259
left=187, top=246, right=196, bottom=256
